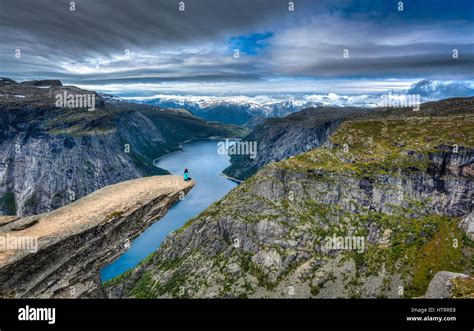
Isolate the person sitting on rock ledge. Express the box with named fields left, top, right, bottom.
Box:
left=183, top=168, right=191, bottom=181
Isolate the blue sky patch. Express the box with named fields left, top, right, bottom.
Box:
left=228, top=32, right=274, bottom=55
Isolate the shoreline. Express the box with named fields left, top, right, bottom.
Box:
left=220, top=172, right=243, bottom=184
left=178, top=136, right=241, bottom=147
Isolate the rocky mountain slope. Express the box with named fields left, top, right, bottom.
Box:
left=224, top=97, right=474, bottom=181
left=223, top=106, right=368, bottom=181
left=0, top=175, right=193, bottom=298
left=0, top=78, right=246, bottom=216
left=105, top=104, right=473, bottom=298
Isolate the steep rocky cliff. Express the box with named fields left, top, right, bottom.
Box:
left=223, top=107, right=366, bottom=181
left=105, top=110, right=473, bottom=298
left=0, top=175, right=193, bottom=298
left=0, top=78, right=246, bottom=216
left=223, top=97, right=474, bottom=181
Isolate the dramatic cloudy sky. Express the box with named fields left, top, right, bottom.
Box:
left=0, top=0, right=473, bottom=98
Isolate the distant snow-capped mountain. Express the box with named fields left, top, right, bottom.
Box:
left=120, top=93, right=406, bottom=127
left=123, top=94, right=332, bottom=127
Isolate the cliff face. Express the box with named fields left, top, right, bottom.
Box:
left=0, top=129, right=143, bottom=216
left=0, top=176, right=193, bottom=298
left=0, top=78, right=245, bottom=216
left=223, top=98, right=474, bottom=181
left=106, top=113, right=473, bottom=298
left=223, top=107, right=368, bottom=181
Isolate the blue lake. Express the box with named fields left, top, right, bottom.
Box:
left=100, top=139, right=238, bottom=282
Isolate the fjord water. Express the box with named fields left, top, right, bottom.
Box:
left=101, top=140, right=237, bottom=281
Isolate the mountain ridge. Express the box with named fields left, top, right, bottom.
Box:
left=0, top=78, right=246, bottom=216
left=224, top=97, right=474, bottom=181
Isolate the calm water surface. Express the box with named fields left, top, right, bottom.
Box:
left=101, top=140, right=237, bottom=281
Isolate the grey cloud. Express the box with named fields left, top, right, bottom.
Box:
left=63, top=73, right=264, bottom=86
left=269, top=53, right=474, bottom=79
left=0, top=0, right=472, bottom=91
left=0, top=0, right=289, bottom=54
left=0, top=0, right=300, bottom=81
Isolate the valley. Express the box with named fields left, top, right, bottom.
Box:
left=0, top=78, right=472, bottom=299
left=104, top=99, right=474, bottom=299
left=0, top=78, right=246, bottom=216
